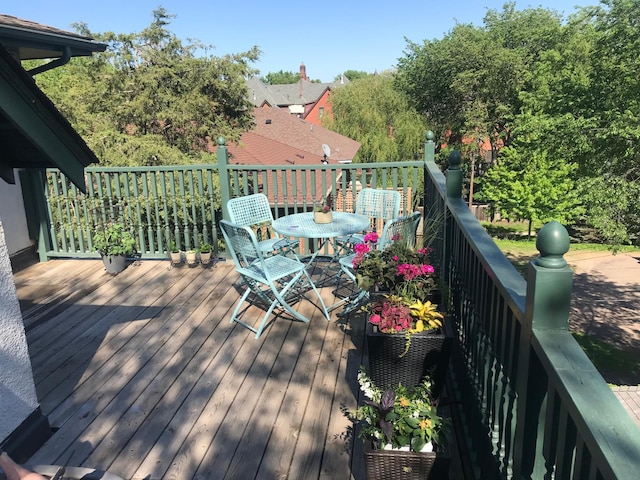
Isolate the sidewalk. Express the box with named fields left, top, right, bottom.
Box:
left=566, top=249, right=640, bottom=426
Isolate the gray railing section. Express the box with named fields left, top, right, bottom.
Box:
left=423, top=136, right=640, bottom=479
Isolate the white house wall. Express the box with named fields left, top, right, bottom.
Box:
left=0, top=217, right=39, bottom=442
left=0, top=173, right=31, bottom=256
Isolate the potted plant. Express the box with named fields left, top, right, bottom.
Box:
left=169, top=240, right=182, bottom=265
left=313, top=197, right=333, bottom=224
left=92, top=223, right=136, bottom=274
left=185, top=249, right=198, bottom=266
left=347, top=369, right=449, bottom=479
left=353, top=233, right=451, bottom=396
left=199, top=241, right=212, bottom=265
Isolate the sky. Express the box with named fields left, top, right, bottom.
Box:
left=3, top=0, right=602, bottom=82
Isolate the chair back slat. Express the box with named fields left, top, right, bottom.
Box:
left=220, top=219, right=262, bottom=269
left=228, top=193, right=275, bottom=226
left=379, top=211, right=422, bottom=249
left=355, top=188, right=402, bottom=232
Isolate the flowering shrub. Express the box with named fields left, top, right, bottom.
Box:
left=347, top=369, right=446, bottom=451
left=352, top=233, right=437, bottom=302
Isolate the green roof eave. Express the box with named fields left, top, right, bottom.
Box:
left=0, top=46, right=98, bottom=192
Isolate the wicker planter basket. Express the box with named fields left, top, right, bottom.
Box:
left=363, top=442, right=437, bottom=480
left=366, top=317, right=452, bottom=397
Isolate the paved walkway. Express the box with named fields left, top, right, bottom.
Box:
left=566, top=249, right=640, bottom=426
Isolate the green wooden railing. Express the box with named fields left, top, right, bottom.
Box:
left=28, top=137, right=421, bottom=260
left=423, top=135, right=640, bottom=479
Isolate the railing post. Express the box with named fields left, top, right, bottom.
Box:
left=513, top=220, right=572, bottom=478
left=423, top=130, right=435, bottom=164
left=446, top=150, right=463, bottom=198
left=217, top=137, right=231, bottom=221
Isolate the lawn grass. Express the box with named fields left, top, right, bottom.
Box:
left=572, top=332, right=640, bottom=386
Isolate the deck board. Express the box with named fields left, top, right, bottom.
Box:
left=17, top=258, right=462, bottom=479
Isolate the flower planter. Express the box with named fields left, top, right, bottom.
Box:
left=200, top=251, right=212, bottom=265
left=363, top=441, right=439, bottom=480
left=170, top=251, right=182, bottom=265
left=101, top=254, right=127, bottom=275
left=313, top=211, right=333, bottom=223
left=185, top=250, right=197, bottom=266
left=366, top=316, right=452, bottom=398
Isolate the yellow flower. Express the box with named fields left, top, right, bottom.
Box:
left=399, top=397, right=410, bottom=408
left=409, top=300, right=444, bottom=330
left=419, top=418, right=433, bottom=430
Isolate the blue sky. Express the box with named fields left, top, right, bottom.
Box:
left=4, top=0, right=601, bottom=82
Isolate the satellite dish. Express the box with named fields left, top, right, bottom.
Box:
left=322, top=144, right=331, bottom=158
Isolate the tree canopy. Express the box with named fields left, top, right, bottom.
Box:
left=324, top=73, right=425, bottom=164
left=394, top=0, right=640, bottom=246
left=32, top=7, right=259, bottom=166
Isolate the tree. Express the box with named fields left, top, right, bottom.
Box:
left=32, top=7, right=259, bottom=166
left=476, top=146, right=583, bottom=237
left=263, top=70, right=300, bottom=84
left=324, top=74, right=425, bottom=163
left=262, top=70, right=320, bottom=84
left=335, top=70, right=370, bottom=82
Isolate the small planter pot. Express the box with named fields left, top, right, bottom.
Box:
left=170, top=251, right=182, bottom=265
left=313, top=211, right=333, bottom=224
left=101, top=254, right=127, bottom=275
left=200, top=251, right=212, bottom=265
left=363, top=441, right=445, bottom=480
left=185, top=250, right=198, bottom=266
left=366, top=317, right=452, bottom=398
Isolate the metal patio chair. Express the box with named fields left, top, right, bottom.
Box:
left=227, top=193, right=299, bottom=257
left=336, top=211, right=422, bottom=314
left=220, top=220, right=329, bottom=339
left=335, top=188, right=402, bottom=252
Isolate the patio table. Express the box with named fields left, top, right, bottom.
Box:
left=272, top=211, right=370, bottom=301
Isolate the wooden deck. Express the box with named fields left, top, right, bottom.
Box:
left=15, top=258, right=461, bottom=480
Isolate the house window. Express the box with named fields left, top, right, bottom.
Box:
left=319, top=106, right=324, bottom=118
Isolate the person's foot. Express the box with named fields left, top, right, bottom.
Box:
left=0, top=452, right=46, bottom=480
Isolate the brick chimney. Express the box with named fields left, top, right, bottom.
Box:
left=300, top=62, right=308, bottom=81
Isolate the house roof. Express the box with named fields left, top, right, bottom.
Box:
left=226, top=107, right=360, bottom=202
left=0, top=14, right=106, bottom=60
left=238, top=107, right=360, bottom=163
left=246, top=75, right=349, bottom=109
left=0, top=15, right=106, bottom=190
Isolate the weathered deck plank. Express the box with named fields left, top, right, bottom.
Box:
left=17, top=258, right=461, bottom=479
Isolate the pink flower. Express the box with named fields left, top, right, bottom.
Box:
left=363, top=232, right=378, bottom=244
left=354, top=243, right=370, bottom=254
left=369, top=314, right=381, bottom=325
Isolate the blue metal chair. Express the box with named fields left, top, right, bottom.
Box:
left=227, top=193, right=299, bottom=257
left=336, top=211, right=422, bottom=314
left=335, top=188, right=402, bottom=251
left=220, top=220, right=329, bottom=339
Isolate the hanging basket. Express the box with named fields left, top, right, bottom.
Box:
left=366, top=316, right=452, bottom=398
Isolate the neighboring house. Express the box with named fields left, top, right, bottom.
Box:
left=0, top=14, right=105, bottom=459
left=225, top=107, right=360, bottom=203
left=246, top=63, right=349, bottom=126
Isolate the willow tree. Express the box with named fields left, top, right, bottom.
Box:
left=325, top=73, right=425, bottom=163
